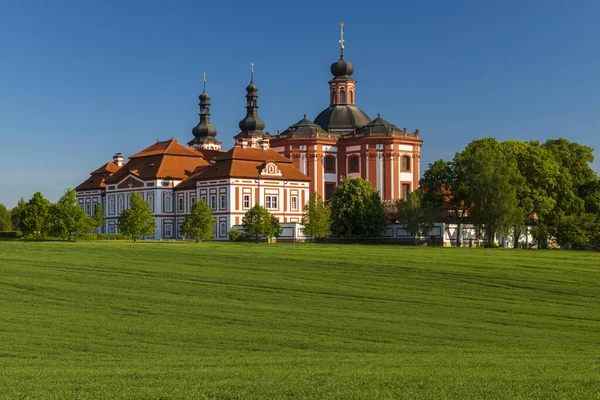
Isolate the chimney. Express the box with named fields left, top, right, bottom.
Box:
left=113, top=153, right=124, bottom=167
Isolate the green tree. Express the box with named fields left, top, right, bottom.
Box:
left=330, top=178, right=385, bottom=240
left=554, top=213, right=600, bottom=251
left=397, top=190, right=434, bottom=245
left=180, top=201, right=215, bottom=243
left=242, top=204, right=281, bottom=242
left=90, top=203, right=105, bottom=233
left=0, top=204, right=11, bottom=231
left=301, top=193, right=331, bottom=242
left=49, top=189, right=90, bottom=240
left=420, top=159, right=471, bottom=246
left=117, top=192, right=155, bottom=242
left=458, top=138, right=524, bottom=247
left=21, top=192, right=52, bottom=239
left=11, top=198, right=26, bottom=231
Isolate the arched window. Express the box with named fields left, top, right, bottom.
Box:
left=340, top=90, right=346, bottom=104
left=349, top=91, right=354, bottom=104
left=324, top=156, right=336, bottom=173
left=402, top=156, right=411, bottom=171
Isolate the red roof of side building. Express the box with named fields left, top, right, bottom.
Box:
left=76, top=161, right=126, bottom=191
left=175, top=146, right=311, bottom=190
left=106, top=139, right=210, bottom=184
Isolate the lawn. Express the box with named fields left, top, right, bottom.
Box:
left=0, top=241, right=599, bottom=399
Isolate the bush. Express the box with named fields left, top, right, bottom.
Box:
left=228, top=230, right=242, bottom=242
left=96, top=233, right=130, bottom=241
left=0, top=231, right=23, bottom=239
left=484, top=242, right=500, bottom=248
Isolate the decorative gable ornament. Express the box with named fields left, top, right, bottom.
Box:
left=260, top=162, right=282, bottom=177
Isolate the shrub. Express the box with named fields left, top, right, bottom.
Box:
left=96, top=233, right=130, bottom=241
left=228, top=230, right=242, bottom=242
left=0, top=231, right=23, bottom=239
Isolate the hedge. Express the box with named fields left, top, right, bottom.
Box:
left=0, top=231, right=23, bottom=239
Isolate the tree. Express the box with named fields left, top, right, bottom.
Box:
left=458, top=138, right=524, bottom=247
left=117, top=192, right=155, bottom=242
left=420, top=159, right=471, bottom=246
left=0, top=204, right=11, bottom=231
left=242, top=204, right=281, bottom=242
left=180, top=201, right=215, bottom=243
left=301, top=193, right=331, bottom=242
left=396, top=190, right=434, bottom=245
left=554, top=213, right=600, bottom=251
left=90, top=203, right=105, bottom=233
left=11, top=198, right=26, bottom=231
left=330, top=177, right=385, bottom=240
left=21, top=192, right=52, bottom=239
left=49, top=189, right=90, bottom=240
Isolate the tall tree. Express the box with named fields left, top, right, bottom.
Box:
left=0, top=204, right=11, bottom=231
left=117, top=192, right=155, bottom=242
left=330, top=178, right=385, bottom=240
left=180, top=201, right=215, bottom=243
left=49, top=189, right=90, bottom=240
left=90, top=203, right=105, bottom=233
left=420, top=159, right=471, bottom=246
left=242, top=204, right=281, bottom=242
left=11, top=198, right=26, bottom=231
left=396, top=190, right=434, bottom=245
left=21, top=192, right=52, bottom=239
left=502, top=140, right=561, bottom=247
left=458, top=138, right=524, bottom=246
left=301, top=193, right=331, bottom=242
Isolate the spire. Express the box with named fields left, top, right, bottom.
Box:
left=339, top=22, right=345, bottom=58
left=238, top=63, right=265, bottom=136
left=189, top=72, right=220, bottom=149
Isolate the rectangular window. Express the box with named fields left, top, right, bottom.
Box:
left=201, top=195, right=207, bottom=204
left=164, top=224, right=173, bottom=238
left=85, top=204, right=91, bottom=215
left=93, top=203, right=98, bottom=213
left=191, top=196, right=196, bottom=206
left=291, top=196, right=298, bottom=211
left=220, top=194, right=227, bottom=209
left=402, top=183, right=411, bottom=199
left=109, top=197, right=115, bottom=215
left=147, top=195, right=154, bottom=213
left=265, top=195, right=278, bottom=210
left=243, top=194, right=251, bottom=209
left=402, top=156, right=411, bottom=171
left=109, top=226, right=115, bottom=234
left=349, top=156, right=360, bottom=173
left=324, top=156, right=335, bottom=173
left=164, top=195, right=172, bottom=212
left=178, top=197, right=184, bottom=212
left=325, top=183, right=335, bottom=201
left=220, top=222, right=227, bottom=237
left=210, top=195, right=217, bottom=210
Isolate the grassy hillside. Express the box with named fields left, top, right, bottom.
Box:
left=1, top=241, right=599, bottom=399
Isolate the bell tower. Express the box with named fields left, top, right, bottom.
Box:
left=329, top=23, right=357, bottom=106
left=234, top=64, right=270, bottom=150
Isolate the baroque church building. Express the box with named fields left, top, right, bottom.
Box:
left=76, top=28, right=423, bottom=240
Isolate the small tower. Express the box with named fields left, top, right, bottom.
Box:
left=189, top=72, right=222, bottom=150
left=329, top=23, right=357, bottom=106
left=234, top=63, right=270, bottom=150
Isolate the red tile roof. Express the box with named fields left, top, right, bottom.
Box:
left=76, top=161, right=125, bottom=191
left=106, top=139, right=209, bottom=184
left=175, top=146, right=310, bottom=190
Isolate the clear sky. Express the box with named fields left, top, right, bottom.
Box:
left=1, top=0, right=599, bottom=208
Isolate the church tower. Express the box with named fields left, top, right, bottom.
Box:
left=234, top=64, right=270, bottom=150
left=189, top=73, right=222, bottom=150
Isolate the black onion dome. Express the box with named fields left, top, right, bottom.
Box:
left=314, top=105, right=371, bottom=131
left=238, top=114, right=265, bottom=132
left=246, top=81, right=258, bottom=94
left=330, top=55, right=354, bottom=78
left=199, top=91, right=210, bottom=102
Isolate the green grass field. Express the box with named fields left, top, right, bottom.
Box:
left=1, top=241, right=599, bottom=399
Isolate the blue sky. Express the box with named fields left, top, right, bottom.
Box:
left=1, top=0, right=599, bottom=208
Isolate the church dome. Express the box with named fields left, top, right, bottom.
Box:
left=330, top=56, right=354, bottom=78
left=314, top=105, right=371, bottom=131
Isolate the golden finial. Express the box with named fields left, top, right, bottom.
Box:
left=339, top=23, right=345, bottom=53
